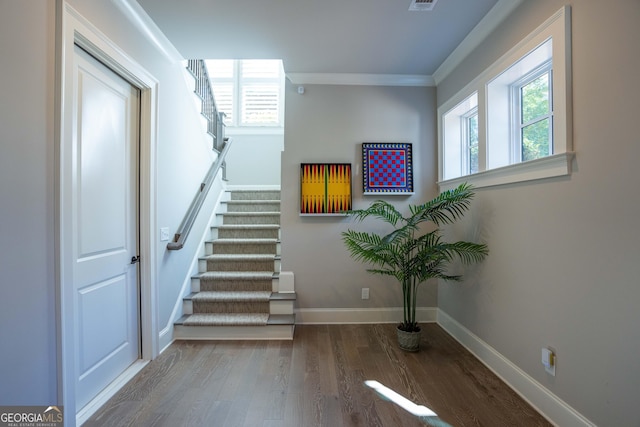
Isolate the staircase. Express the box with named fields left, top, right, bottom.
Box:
left=174, top=188, right=295, bottom=340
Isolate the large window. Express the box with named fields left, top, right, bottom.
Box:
left=206, top=59, right=285, bottom=128
left=439, top=7, right=572, bottom=189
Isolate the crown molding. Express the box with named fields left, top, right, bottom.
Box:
left=286, top=73, right=435, bottom=87
left=433, top=0, right=524, bottom=85
left=111, top=0, right=184, bottom=63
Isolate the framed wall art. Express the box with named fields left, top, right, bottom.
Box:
left=362, top=142, right=414, bottom=194
left=300, top=163, right=352, bottom=215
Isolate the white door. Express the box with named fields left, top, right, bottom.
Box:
left=72, top=46, right=141, bottom=411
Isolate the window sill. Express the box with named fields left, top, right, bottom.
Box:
left=438, top=152, right=575, bottom=191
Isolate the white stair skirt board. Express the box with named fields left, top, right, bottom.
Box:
left=295, top=307, right=437, bottom=324
left=437, top=309, right=596, bottom=427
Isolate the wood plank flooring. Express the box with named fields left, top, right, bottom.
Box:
left=85, top=324, right=552, bottom=427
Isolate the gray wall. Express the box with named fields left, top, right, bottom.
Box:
left=0, top=0, right=222, bottom=404
left=281, top=82, right=438, bottom=311
left=0, top=0, right=57, bottom=405
left=437, top=1, right=640, bottom=425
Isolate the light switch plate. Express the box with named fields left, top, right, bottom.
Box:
left=160, top=227, right=170, bottom=242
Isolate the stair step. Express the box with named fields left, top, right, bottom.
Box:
left=223, top=200, right=281, bottom=212
left=175, top=313, right=295, bottom=327
left=193, top=271, right=276, bottom=293
left=219, top=212, right=280, bottom=225
left=212, top=238, right=279, bottom=243
left=190, top=291, right=271, bottom=302
left=186, top=290, right=295, bottom=302
left=174, top=187, right=291, bottom=340
left=207, top=238, right=279, bottom=255
left=200, top=254, right=279, bottom=272
left=196, top=271, right=276, bottom=280
left=230, top=190, right=281, bottom=201
left=178, top=313, right=269, bottom=326
left=183, top=292, right=295, bottom=315
left=215, top=224, right=280, bottom=239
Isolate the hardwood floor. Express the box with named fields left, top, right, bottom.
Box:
left=85, top=324, right=552, bottom=426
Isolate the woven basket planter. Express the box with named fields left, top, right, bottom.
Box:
left=396, top=326, right=421, bottom=352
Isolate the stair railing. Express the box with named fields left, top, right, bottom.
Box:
left=186, top=59, right=226, bottom=152
left=168, top=60, right=231, bottom=251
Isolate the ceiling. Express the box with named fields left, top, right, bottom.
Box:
left=136, top=0, right=512, bottom=80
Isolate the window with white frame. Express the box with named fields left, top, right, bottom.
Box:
left=464, top=107, right=479, bottom=174
left=516, top=65, right=552, bottom=162
left=442, top=93, right=478, bottom=180
left=439, top=6, right=572, bottom=189
left=205, top=59, right=285, bottom=128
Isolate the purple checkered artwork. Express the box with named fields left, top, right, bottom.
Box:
left=362, top=143, right=413, bottom=194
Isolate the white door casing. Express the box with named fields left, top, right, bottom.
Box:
left=72, top=46, right=140, bottom=411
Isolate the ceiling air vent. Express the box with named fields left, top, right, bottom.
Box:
left=409, top=0, right=438, bottom=12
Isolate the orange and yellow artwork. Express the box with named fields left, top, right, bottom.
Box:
left=300, top=163, right=352, bottom=215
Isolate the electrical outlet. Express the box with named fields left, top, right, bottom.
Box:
left=542, top=347, right=556, bottom=376
left=361, top=288, right=370, bottom=300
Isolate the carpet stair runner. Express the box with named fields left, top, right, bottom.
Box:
left=174, top=188, right=295, bottom=340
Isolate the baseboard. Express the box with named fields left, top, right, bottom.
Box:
left=295, top=307, right=437, bottom=324
left=158, top=325, right=174, bottom=353
left=437, top=310, right=595, bottom=427
left=76, top=360, right=148, bottom=426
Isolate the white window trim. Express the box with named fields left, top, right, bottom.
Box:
left=440, top=152, right=575, bottom=191
left=438, top=6, right=573, bottom=191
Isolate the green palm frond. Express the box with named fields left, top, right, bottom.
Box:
left=411, top=182, right=476, bottom=226
left=440, top=241, right=489, bottom=264
left=381, top=222, right=417, bottom=245
left=341, top=183, right=488, bottom=328
left=345, top=200, right=404, bottom=226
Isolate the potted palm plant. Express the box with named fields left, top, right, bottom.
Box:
left=341, top=183, right=488, bottom=351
